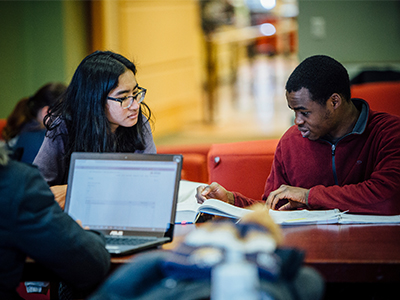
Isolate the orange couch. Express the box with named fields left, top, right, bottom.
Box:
left=207, top=139, right=279, bottom=200
left=158, top=139, right=279, bottom=200
left=351, top=81, right=400, bottom=116
left=157, top=143, right=212, bottom=183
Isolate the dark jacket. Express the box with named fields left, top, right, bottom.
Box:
left=0, top=159, right=111, bottom=299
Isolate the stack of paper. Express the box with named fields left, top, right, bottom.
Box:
left=268, top=209, right=345, bottom=225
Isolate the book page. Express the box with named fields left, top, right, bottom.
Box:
left=175, top=180, right=203, bottom=224
left=177, top=180, right=206, bottom=204
left=198, top=199, right=251, bottom=219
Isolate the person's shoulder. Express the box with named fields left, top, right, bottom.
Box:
left=279, top=125, right=302, bottom=143
left=6, top=159, right=40, bottom=174
left=47, top=117, right=68, bottom=136
left=366, top=111, right=400, bottom=146
left=0, top=160, right=41, bottom=189
left=368, top=110, right=400, bottom=129
left=55, top=118, right=68, bottom=133
left=16, top=129, right=46, bottom=145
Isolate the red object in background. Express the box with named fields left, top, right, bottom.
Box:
left=351, top=81, right=400, bottom=116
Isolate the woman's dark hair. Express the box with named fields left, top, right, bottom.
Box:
left=285, top=55, right=351, bottom=105
left=2, top=82, right=66, bottom=141
left=45, top=50, right=153, bottom=164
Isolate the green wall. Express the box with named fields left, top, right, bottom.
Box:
left=297, top=0, right=400, bottom=77
left=0, top=0, right=90, bottom=119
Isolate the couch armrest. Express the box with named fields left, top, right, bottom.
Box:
left=208, top=139, right=279, bottom=200
left=157, top=144, right=211, bottom=183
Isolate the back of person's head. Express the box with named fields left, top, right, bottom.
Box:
left=27, top=82, right=67, bottom=119
left=2, top=82, right=66, bottom=141
left=285, top=55, right=351, bottom=105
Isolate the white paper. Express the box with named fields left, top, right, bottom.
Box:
left=339, top=214, right=400, bottom=224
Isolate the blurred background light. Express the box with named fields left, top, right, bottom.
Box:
left=260, top=0, right=276, bottom=10
left=260, top=23, right=276, bottom=36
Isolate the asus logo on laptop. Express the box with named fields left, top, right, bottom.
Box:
left=110, top=230, right=124, bottom=236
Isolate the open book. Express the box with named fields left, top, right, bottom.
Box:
left=176, top=199, right=344, bottom=225
left=175, top=199, right=236, bottom=224
left=176, top=198, right=400, bottom=225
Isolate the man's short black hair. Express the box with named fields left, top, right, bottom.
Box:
left=285, top=55, right=351, bottom=105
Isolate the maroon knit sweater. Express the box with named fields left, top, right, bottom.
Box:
left=234, top=100, right=400, bottom=215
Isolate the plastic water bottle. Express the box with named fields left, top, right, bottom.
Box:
left=211, top=248, right=260, bottom=300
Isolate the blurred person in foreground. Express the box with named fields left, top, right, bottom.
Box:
left=196, top=55, right=400, bottom=215
left=0, top=142, right=110, bottom=299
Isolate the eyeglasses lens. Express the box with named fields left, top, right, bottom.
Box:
left=121, top=92, right=144, bottom=109
left=121, top=98, right=133, bottom=109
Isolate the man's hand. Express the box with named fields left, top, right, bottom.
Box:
left=50, top=184, right=68, bottom=209
left=266, top=184, right=309, bottom=210
left=195, top=182, right=234, bottom=205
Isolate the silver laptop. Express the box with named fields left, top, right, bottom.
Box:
left=64, top=152, right=182, bottom=256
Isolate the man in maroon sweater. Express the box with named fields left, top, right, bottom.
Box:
left=196, top=55, right=400, bottom=215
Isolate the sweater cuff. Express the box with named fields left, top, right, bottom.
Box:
left=228, top=191, right=235, bottom=206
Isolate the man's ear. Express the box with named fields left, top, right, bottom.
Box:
left=329, top=93, right=342, bottom=110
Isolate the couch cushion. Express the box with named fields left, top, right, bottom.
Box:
left=208, top=139, right=279, bottom=200
left=351, top=81, right=400, bottom=116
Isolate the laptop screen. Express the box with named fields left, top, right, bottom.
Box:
left=65, top=153, right=182, bottom=235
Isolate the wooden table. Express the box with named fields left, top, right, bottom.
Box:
left=105, top=223, right=400, bottom=300
left=281, top=224, right=400, bottom=283
left=281, top=224, right=400, bottom=300
left=23, top=223, right=400, bottom=299
left=110, top=224, right=400, bottom=279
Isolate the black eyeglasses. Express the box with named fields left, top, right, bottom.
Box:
left=107, top=86, right=147, bottom=109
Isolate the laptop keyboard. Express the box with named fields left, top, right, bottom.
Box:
left=106, top=237, right=155, bottom=246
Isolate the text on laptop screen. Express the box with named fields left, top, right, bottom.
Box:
left=67, top=158, right=178, bottom=231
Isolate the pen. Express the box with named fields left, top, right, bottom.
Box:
left=178, top=221, right=193, bottom=225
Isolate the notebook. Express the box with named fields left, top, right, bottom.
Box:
left=64, top=152, right=183, bottom=256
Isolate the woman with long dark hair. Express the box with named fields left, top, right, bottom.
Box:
left=34, top=51, right=156, bottom=207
